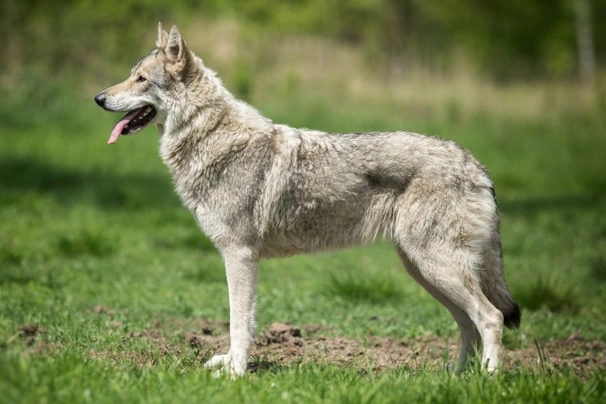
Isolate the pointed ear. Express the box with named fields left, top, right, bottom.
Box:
left=156, top=22, right=169, bottom=49
left=166, top=25, right=188, bottom=63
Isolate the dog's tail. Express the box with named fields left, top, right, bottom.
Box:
left=480, top=218, right=521, bottom=330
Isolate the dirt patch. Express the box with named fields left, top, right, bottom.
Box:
left=253, top=322, right=437, bottom=370
left=18, top=319, right=605, bottom=378
left=13, top=324, right=56, bottom=354
left=505, top=333, right=606, bottom=378
left=91, top=305, right=116, bottom=316
left=17, top=324, right=45, bottom=346
left=129, top=321, right=606, bottom=377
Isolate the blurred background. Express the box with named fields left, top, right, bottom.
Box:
left=1, top=0, right=605, bottom=120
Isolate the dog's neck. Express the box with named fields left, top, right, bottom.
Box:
left=157, top=54, right=273, bottom=193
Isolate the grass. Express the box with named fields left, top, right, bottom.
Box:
left=515, top=277, right=580, bottom=314
left=1, top=355, right=604, bottom=403
left=324, top=270, right=406, bottom=304
left=1, top=77, right=606, bottom=402
left=2, top=354, right=604, bottom=403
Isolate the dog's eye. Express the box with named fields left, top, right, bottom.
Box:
left=136, top=76, right=146, bottom=83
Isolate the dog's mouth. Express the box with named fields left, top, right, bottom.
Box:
left=108, top=105, right=157, bottom=144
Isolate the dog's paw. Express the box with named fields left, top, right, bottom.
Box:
left=204, top=352, right=246, bottom=378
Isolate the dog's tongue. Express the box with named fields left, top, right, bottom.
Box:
left=107, top=109, right=140, bottom=144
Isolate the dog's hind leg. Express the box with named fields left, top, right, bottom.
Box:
left=204, top=247, right=258, bottom=377
left=398, top=252, right=482, bottom=371
left=395, top=244, right=504, bottom=372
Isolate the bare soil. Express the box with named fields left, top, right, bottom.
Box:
left=18, top=316, right=606, bottom=378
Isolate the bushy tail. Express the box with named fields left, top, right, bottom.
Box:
left=504, top=301, right=522, bottom=329
left=480, top=227, right=521, bottom=329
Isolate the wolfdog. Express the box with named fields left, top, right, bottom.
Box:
left=94, top=23, right=520, bottom=377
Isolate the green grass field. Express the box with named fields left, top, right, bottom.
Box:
left=1, top=86, right=606, bottom=403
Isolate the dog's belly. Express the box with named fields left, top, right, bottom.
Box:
left=258, top=192, right=396, bottom=258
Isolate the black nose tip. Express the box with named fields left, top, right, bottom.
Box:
left=94, top=93, right=106, bottom=107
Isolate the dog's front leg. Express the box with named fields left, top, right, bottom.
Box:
left=205, top=247, right=258, bottom=377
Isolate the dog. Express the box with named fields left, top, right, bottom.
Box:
left=94, top=23, right=520, bottom=377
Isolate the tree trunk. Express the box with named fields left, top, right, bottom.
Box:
left=575, top=0, right=596, bottom=84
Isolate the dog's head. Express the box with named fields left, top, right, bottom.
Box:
left=94, top=23, right=197, bottom=144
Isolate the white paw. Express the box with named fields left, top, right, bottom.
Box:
left=204, top=352, right=246, bottom=378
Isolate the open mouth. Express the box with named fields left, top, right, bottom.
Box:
left=108, top=105, right=157, bottom=144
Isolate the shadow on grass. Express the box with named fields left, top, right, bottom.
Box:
left=248, top=357, right=287, bottom=375
left=515, top=277, right=580, bottom=314
left=0, top=157, right=178, bottom=211
left=322, top=271, right=405, bottom=304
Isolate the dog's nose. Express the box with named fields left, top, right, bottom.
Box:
left=94, top=93, right=106, bottom=107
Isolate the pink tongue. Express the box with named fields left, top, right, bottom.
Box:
left=107, top=109, right=140, bottom=145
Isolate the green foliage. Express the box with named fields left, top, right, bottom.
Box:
left=204, top=0, right=606, bottom=80
left=2, top=0, right=605, bottom=85
left=588, top=254, right=606, bottom=282
left=515, top=277, right=580, bottom=314
left=0, top=0, right=174, bottom=83
left=56, top=230, right=114, bottom=258
left=231, top=59, right=253, bottom=101
left=418, top=0, right=579, bottom=78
